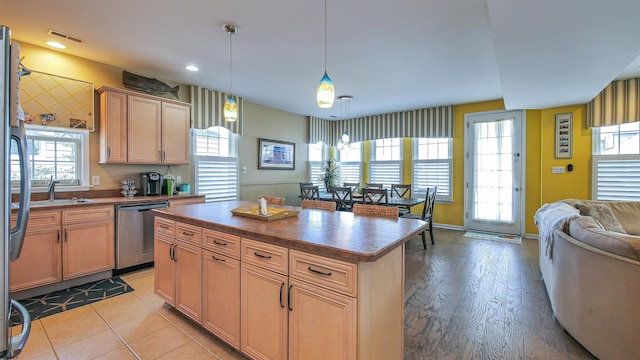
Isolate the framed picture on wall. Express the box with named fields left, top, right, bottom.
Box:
left=555, top=113, right=573, bottom=159
left=258, top=138, right=295, bottom=170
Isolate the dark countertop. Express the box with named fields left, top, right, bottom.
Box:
left=152, top=200, right=428, bottom=263
left=12, top=194, right=205, bottom=211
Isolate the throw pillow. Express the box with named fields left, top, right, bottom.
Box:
left=574, top=203, right=627, bottom=234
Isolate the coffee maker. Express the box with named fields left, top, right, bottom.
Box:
left=140, top=172, right=162, bottom=196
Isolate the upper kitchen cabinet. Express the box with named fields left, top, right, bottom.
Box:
left=97, top=86, right=191, bottom=165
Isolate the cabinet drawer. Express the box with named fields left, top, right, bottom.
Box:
left=12, top=210, right=60, bottom=228
left=203, top=229, right=241, bottom=259
left=241, top=238, right=288, bottom=275
left=289, top=250, right=357, bottom=297
left=155, top=217, right=175, bottom=237
left=63, top=206, right=113, bottom=224
left=176, top=222, right=202, bottom=246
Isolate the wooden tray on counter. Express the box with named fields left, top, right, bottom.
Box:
left=231, top=205, right=299, bottom=221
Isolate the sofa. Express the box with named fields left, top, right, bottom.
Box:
left=535, top=199, right=640, bottom=360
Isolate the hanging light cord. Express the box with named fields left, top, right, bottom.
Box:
left=324, top=0, right=328, bottom=73
left=229, top=29, right=233, bottom=97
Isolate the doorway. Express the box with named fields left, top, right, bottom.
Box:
left=464, top=110, right=525, bottom=236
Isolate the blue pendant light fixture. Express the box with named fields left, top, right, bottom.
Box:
left=317, top=0, right=335, bottom=108
left=223, top=24, right=238, bottom=121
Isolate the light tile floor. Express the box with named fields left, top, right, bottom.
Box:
left=11, top=268, right=249, bottom=360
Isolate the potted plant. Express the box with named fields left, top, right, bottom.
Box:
left=319, top=159, right=338, bottom=191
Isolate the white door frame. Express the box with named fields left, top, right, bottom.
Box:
left=463, top=109, right=526, bottom=236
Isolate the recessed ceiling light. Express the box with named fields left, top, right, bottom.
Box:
left=46, top=41, right=66, bottom=49
left=185, top=65, right=199, bottom=72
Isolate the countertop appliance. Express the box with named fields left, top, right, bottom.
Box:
left=1, top=25, right=31, bottom=359
left=114, top=200, right=169, bottom=272
left=140, top=172, right=162, bottom=196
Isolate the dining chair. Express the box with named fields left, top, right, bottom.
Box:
left=401, top=186, right=437, bottom=249
left=362, top=188, right=388, bottom=205
left=331, top=186, right=353, bottom=211
left=300, top=184, right=319, bottom=200
left=364, top=183, right=384, bottom=189
left=301, top=199, right=336, bottom=212
left=391, top=184, right=412, bottom=215
left=391, top=184, right=411, bottom=198
left=343, top=182, right=360, bottom=193
left=353, top=203, right=398, bottom=219
left=259, top=195, right=285, bottom=205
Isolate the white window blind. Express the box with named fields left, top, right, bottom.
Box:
left=308, top=143, right=327, bottom=190
left=338, top=162, right=361, bottom=185
left=370, top=161, right=401, bottom=185
left=338, top=142, right=361, bottom=185
left=370, top=138, right=402, bottom=185
left=593, top=123, right=640, bottom=200
left=193, top=128, right=238, bottom=202
left=413, top=138, right=453, bottom=202
left=593, top=155, right=640, bottom=200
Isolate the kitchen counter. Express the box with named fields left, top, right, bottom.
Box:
left=12, top=194, right=205, bottom=211
left=152, top=200, right=427, bottom=262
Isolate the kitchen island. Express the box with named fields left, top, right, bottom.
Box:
left=153, top=200, right=427, bottom=360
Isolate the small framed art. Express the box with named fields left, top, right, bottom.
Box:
left=258, top=138, right=295, bottom=170
left=555, top=113, right=572, bottom=159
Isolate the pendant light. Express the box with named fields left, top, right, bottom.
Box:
left=223, top=24, right=238, bottom=122
left=317, top=0, right=335, bottom=108
left=337, top=95, right=352, bottom=151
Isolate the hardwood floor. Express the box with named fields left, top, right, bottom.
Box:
left=403, top=228, right=597, bottom=360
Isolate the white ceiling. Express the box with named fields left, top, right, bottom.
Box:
left=3, top=0, right=640, bottom=119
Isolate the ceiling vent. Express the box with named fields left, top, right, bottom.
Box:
left=47, top=29, right=84, bottom=43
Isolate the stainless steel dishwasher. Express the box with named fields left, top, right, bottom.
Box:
left=115, top=200, right=169, bottom=272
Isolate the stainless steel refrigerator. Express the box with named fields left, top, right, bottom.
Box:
left=1, top=25, right=32, bottom=359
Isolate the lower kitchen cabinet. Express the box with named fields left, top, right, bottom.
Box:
left=203, top=250, right=240, bottom=349
left=154, top=234, right=176, bottom=304
left=154, top=217, right=202, bottom=323
left=63, top=220, right=114, bottom=279
left=175, top=240, right=202, bottom=322
left=9, top=206, right=114, bottom=292
left=241, top=263, right=288, bottom=360
left=9, top=226, right=61, bottom=292
left=288, top=279, right=357, bottom=360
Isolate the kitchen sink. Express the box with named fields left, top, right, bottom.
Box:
left=27, top=198, right=95, bottom=207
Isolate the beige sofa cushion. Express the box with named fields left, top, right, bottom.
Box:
left=569, top=216, right=640, bottom=261
left=607, top=202, right=640, bottom=235
left=574, top=202, right=627, bottom=233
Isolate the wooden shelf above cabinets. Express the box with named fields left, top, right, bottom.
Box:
left=97, top=86, right=191, bottom=165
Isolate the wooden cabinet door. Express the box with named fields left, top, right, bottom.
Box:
left=175, top=241, right=202, bottom=323
left=241, top=263, right=288, bottom=360
left=154, top=234, right=176, bottom=305
left=288, top=279, right=357, bottom=360
left=62, top=220, right=114, bottom=280
left=9, top=227, right=62, bottom=292
left=128, top=95, right=162, bottom=163
left=203, top=251, right=240, bottom=349
left=161, top=102, right=190, bottom=164
left=99, top=90, right=128, bottom=163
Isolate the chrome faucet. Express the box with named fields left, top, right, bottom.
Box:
left=47, top=175, right=59, bottom=201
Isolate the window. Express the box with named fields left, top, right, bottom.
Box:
left=370, top=138, right=402, bottom=185
left=308, top=142, right=327, bottom=190
left=413, top=138, right=453, bottom=202
left=337, top=142, right=361, bottom=185
left=592, top=122, right=640, bottom=200
left=11, top=126, right=89, bottom=191
left=193, top=127, right=239, bottom=202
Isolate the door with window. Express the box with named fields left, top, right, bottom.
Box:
left=464, top=110, right=525, bottom=235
